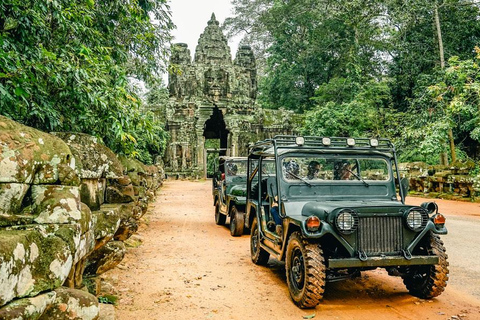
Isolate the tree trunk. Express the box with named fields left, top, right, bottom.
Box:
left=435, top=3, right=454, bottom=165
left=435, top=5, right=445, bottom=69
left=448, top=128, right=456, bottom=163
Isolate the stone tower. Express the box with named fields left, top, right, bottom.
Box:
left=163, top=13, right=298, bottom=178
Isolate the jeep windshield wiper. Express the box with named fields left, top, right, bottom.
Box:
left=286, top=171, right=313, bottom=187
left=345, top=168, right=370, bottom=187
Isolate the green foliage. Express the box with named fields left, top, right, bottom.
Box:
left=226, top=0, right=480, bottom=163
left=398, top=47, right=480, bottom=163
left=204, top=139, right=221, bottom=177
left=0, top=0, right=173, bottom=163
left=98, top=294, right=118, bottom=305
left=386, top=0, right=480, bottom=111
left=255, top=0, right=387, bottom=112
left=303, top=78, right=392, bottom=137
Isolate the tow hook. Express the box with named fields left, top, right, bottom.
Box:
left=358, top=250, right=368, bottom=261
left=402, top=249, right=412, bottom=260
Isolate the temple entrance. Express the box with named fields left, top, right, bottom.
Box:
left=204, top=106, right=229, bottom=177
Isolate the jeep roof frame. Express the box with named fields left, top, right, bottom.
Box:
left=247, top=135, right=406, bottom=203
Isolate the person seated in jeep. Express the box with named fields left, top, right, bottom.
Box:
left=270, top=195, right=282, bottom=237
left=307, top=160, right=321, bottom=180
left=227, top=163, right=238, bottom=176
left=283, top=159, right=300, bottom=180
left=334, top=161, right=353, bottom=180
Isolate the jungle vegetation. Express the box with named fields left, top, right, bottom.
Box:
left=2, top=0, right=480, bottom=166
left=225, top=0, right=480, bottom=164
left=0, top=0, right=173, bottom=164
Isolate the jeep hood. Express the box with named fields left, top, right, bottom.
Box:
left=282, top=200, right=419, bottom=218
left=229, top=184, right=247, bottom=197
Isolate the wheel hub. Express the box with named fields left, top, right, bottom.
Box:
left=291, top=249, right=304, bottom=288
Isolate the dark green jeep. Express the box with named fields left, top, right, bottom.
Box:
left=246, top=136, right=449, bottom=308
left=212, top=156, right=249, bottom=236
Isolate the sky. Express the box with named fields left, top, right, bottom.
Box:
left=168, top=0, right=241, bottom=59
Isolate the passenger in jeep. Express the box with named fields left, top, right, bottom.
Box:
left=307, top=160, right=321, bottom=180
left=334, top=161, right=352, bottom=180
left=227, top=163, right=238, bottom=176
left=270, top=195, right=282, bottom=237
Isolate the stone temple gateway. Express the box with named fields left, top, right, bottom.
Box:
left=163, top=13, right=299, bottom=178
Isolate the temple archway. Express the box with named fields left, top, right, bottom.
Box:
left=204, top=106, right=229, bottom=177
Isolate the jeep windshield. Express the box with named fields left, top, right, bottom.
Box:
left=281, top=155, right=394, bottom=200
left=225, top=160, right=248, bottom=177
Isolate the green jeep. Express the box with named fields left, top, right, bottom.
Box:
left=212, top=156, right=249, bottom=236
left=246, top=136, right=449, bottom=308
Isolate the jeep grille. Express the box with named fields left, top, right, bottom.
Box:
left=357, top=216, right=403, bottom=255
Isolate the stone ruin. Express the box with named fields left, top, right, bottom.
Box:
left=399, top=160, right=480, bottom=201
left=159, top=13, right=302, bottom=178
left=0, top=115, right=163, bottom=319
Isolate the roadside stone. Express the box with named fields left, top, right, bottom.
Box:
left=31, top=185, right=81, bottom=224
left=105, top=185, right=135, bottom=204
left=52, top=132, right=123, bottom=180
left=0, top=183, right=30, bottom=214
left=0, top=291, right=57, bottom=320
left=39, top=287, right=99, bottom=320
left=0, top=228, right=73, bottom=306
left=84, top=241, right=126, bottom=276
left=0, top=115, right=74, bottom=184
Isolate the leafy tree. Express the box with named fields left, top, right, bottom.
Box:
left=223, top=0, right=273, bottom=76
left=386, top=0, right=480, bottom=111
left=302, top=77, right=393, bottom=137
left=237, top=0, right=387, bottom=112
left=399, top=48, right=480, bottom=162
left=0, top=0, right=173, bottom=163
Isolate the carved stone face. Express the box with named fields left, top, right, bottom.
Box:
left=204, top=68, right=228, bottom=98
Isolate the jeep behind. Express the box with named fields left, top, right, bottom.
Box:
left=212, top=156, right=249, bottom=236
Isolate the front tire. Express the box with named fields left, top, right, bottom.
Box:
left=402, top=232, right=449, bottom=298
left=285, top=232, right=326, bottom=308
left=230, top=206, right=244, bottom=237
left=250, top=217, right=270, bottom=265
left=214, top=201, right=226, bottom=225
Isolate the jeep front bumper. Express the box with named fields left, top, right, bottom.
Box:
left=328, top=255, right=439, bottom=269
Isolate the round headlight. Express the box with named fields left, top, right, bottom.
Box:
left=405, top=208, right=428, bottom=231
left=335, top=209, right=358, bottom=234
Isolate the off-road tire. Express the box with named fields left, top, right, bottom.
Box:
left=285, top=232, right=326, bottom=308
left=214, top=201, right=226, bottom=225
left=230, top=205, right=244, bottom=237
left=402, top=232, right=449, bottom=298
left=250, top=217, right=270, bottom=265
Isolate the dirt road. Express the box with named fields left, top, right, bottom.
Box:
left=106, top=180, right=480, bottom=320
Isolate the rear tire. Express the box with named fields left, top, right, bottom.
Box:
left=230, top=206, right=244, bottom=237
left=250, top=217, right=270, bottom=265
left=214, top=201, right=226, bottom=225
left=285, top=232, right=325, bottom=308
left=402, top=232, right=449, bottom=298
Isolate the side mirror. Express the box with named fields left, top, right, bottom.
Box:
left=400, top=177, right=410, bottom=199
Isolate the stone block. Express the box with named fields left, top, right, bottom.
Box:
left=0, top=291, right=56, bottom=320
left=102, top=202, right=141, bottom=222
left=92, top=206, right=121, bottom=249
left=31, top=185, right=81, bottom=224
left=0, top=183, right=30, bottom=214
left=0, top=115, right=75, bottom=184
left=53, top=132, right=124, bottom=180
left=0, top=229, right=73, bottom=307
left=80, top=179, right=107, bottom=211
left=84, top=241, right=126, bottom=276
left=39, top=287, right=99, bottom=320
left=105, top=185, right=134, bottom=203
